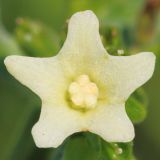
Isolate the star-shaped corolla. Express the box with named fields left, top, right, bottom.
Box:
left=4, top=10, right=155, bottom=148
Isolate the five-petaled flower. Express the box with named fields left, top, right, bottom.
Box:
left=4, top=10, right=155, bottom=148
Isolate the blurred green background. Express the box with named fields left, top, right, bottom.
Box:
left=0, top=0, right=160, bottom=160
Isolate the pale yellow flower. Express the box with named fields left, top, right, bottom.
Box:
left=4, top=10, right=155, bottom=148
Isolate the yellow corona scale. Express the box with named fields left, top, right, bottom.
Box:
left=4, top=10, right=155, bottom=148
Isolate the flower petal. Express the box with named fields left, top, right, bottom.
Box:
left=88, top=104, right=134, bottom=142
left=32, top=102, right=82, bottom=148
left=104, top=52, right=156, bottom=102
left=59, top=10, right=107, bottom=56
left=56, top=10, right=108, bottom=79
left=4, top=55, right=67, bottom=104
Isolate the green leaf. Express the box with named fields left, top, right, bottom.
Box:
left=47, top=145, right=64, bottom=160
left=15, top=18, right=61, bottom=57
left=63, top=133, right=136, bottom=160
left=62, top=133, right=101, bottom=160
left=126, top=89, right=148, bottom=124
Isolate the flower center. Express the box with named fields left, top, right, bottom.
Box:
left=68, top=74, right=99, bottom=110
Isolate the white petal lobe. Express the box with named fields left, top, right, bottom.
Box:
left=32, top=103, right=82, bottom=148
left=105, top=52, right=156, bottom=102
left=88, top=104, right=135, bottom=142
left=59, top=10, right=107, bottom=56
left=4, top=55, right=67, bottom=104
